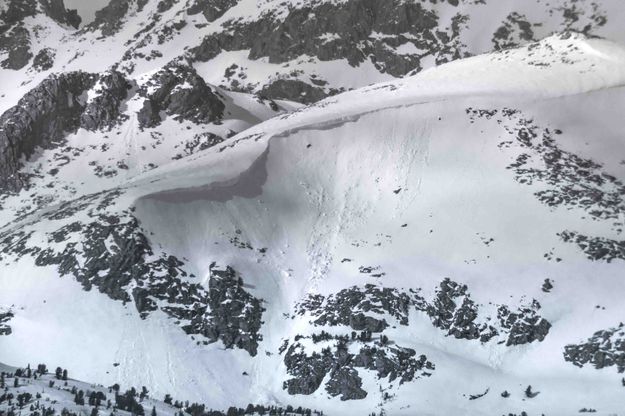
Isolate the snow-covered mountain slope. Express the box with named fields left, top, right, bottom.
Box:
left=1, top=31, right=625, bottom=415
left=0, top=362, right=322, bottom=416
left=2, top=0, right=625, bottom=114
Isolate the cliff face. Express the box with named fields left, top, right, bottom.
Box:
left=0, top=71, right=96, bottom=190
left=0, top=0, right=80, bottom=70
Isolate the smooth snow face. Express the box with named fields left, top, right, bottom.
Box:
left=130, top=90, right=625, bottom=415
left=1, top=33, right=625, bottom=415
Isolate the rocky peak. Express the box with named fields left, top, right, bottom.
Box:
left=137, top=61, right=225, bottom=128
left=0, top=71, right=96, bottom=190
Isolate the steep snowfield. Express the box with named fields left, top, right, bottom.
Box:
left=2, top=33, right=625, bottom=415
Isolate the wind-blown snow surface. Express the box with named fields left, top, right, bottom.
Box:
left=2, top=34, right=625, bottom=415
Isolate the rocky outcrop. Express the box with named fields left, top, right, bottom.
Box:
left=0, top=191, right=264, bottom=356
left=202, top=264, right=265, bottom=356
left=0, top=71, right=97, bottom=190
left=0, top=309, right=13, bottom=336
left=564, top=323, right=625, bottom=372
left=286, top=278, right=550, bottom=400
left=295, top=284, right=415, bottom=332
left=0, top=0, right=79, bottom=69
left=259, top=79, right=329, bottom=105
left=88, top=0, right=148, bottom=36
left=0, top=25, right=32, bottom=70
left=40, top=0, right=81, bottom=29
left=283, top=339, right=433, bottom=400
left=32, top=47, right=55, bottom=71
left=186, top=0, right=239, bottom=22
left=559, top=231, right=625, bottom=263
left=497, top=301, right=551, bottom=346
left=188, top=0, right=472, bottom=102
left=0, top=0, right=38, bottom=26
left=191, top=0, right=462, bottom=77
left=492, top=12, right=536, bottom=50
left=137, top=62, right=224, bottom=128
left=467, top=106, right=625, bottom=263
left=0, top=63, right=223, bottom=189
left=296, top=279, right=551, bottom=347
left=171, top=132, right=224, bottom=160
left=81, top=71, right=133, bottom=131
left=0, top=0, right=79, bottom=36
left=425, top=278, right=498, bottom=342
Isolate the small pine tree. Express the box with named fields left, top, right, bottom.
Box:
left=151, top=406, right=156, bottom=416
left=0, top=372, right=4, bottom=388
left=14, top=377, right=19, bottom=388
left=501, top=390, right=510, bottom=398
left=62, top=369, right=68, bottom=381
left=75, top=390, right=85, bottom=406
left=525, top=385, right=533, bottom=398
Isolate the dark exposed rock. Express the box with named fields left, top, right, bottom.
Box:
left=259, top=79, right=329, bottom=105
left=469, top=388, right=489, bottom=400
left=564, top=323, right=625, bottom=372
left=0, top=0, right=37, bottom=26
left=501, top=111, right=625, bottom=222
left=137, top=61, right=224, bottom=128
left=325, top=367, right=367, bottom=401
left=471, top=107, right=625, bottom=262
left=296, top=279, right=550, bottom=347
left=40, top=0, right=81, bottom=28
left=559, top=231, right=625, bottom=263
left=283, top=339, right=433, bottom=400
left=287, top=277, right=548, bottom=400
left=88, top=0, right=144, bottom=36
left=186, top=0, right=239, bottom=22
left=32, top=47, right=55, bottom=71
left=425, top=278, right=498, bottom=342
left=0, top=190, right=263, bottom=356
left=80, top=71, right=133, bottom=131
left=492, top=12, right=536, bottom=50
left=295, top=284, right=415, bottom=332
left=189, top=0, right=472, bottom=102
left=88, top=0, right=128, bottom=36
left=283, top=343, right=333, bottom=396
left=0, top=25, right=32, bottom=70
left=172, top=132, right=224, bottom=160
left=497, top=300, right=551, bottom=346
left=0, top=0, right=81, bottom=29
left=352, top=344, right=432, bottom=385
left=0, top=71, right=97, bottom=190
left=0, top=310, right=13, bottom=336
left=194, top=264, right=265, bottom=356
left=192, top=0, right=456, bottom=75
left=542, top=278, right=553, bottom=293
left=156, top=0, right=176, bottom=13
